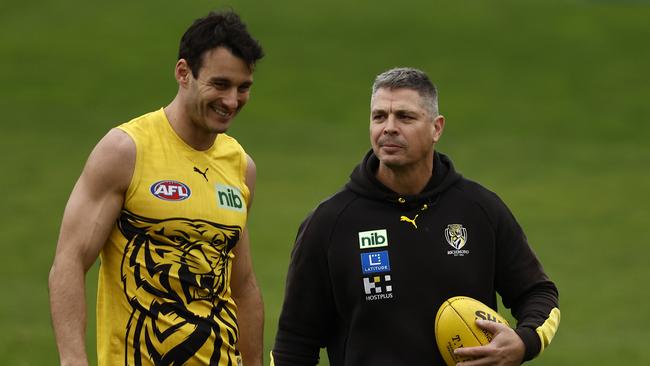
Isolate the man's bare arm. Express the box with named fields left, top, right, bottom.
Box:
left=48, top=129, right=134, bottom=366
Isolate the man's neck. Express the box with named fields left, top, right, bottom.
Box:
left=164, top=99, right=218, bottom=151
left=376, top=159, right=433, bottom=196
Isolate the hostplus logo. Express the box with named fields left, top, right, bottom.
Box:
left=216, top=184, right=245, bottom=212
left=358, top=229, right=388, bottom=249
left=363, top=275, right=393, bottom=301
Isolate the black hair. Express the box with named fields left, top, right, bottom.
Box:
left=178, top=10, right=264, bottom=77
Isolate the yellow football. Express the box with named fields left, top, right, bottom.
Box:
left=434, top=296, right=510, bottom=366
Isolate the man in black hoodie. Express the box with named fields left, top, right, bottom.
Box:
left=272, top=68, right=560, bottom=366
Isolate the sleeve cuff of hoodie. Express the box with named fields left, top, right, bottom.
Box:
left=515, top=327, right=541, bottom=362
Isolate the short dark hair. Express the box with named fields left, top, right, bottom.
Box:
left=178, top=10, right=264, bottom=77
left=372, top=67, right=439, bottom=116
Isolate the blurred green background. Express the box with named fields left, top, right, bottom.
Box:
left=1, top=0, right=649, bottom=364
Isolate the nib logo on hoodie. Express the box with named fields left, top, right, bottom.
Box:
left=358, top=229, right=388, bottom=249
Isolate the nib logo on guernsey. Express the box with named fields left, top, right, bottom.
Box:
left=358, top=229, right=388, bottom=249
left=216, top=184, right=245, bottom=212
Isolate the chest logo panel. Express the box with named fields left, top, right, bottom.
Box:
left=150, top=180, right=191, bottom=201
left=216, top=184, right=245, bottom=212
left=358, top=229, right=388, bottom=249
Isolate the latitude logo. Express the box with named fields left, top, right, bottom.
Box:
left=360, top=251, right=390, bottom=275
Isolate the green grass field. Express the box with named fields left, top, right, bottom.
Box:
left=1, top=0, right=649, bottom=364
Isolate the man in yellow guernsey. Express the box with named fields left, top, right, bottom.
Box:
left=48, top=11, right=264, bottom=366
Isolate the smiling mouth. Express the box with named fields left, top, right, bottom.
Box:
left=211, top=105, right=233, bottom=119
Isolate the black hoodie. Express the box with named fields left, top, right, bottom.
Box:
left=273, top=150, right=559, bottom=366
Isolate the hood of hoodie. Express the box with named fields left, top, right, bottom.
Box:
left=345, top=149, right=462, bottom=208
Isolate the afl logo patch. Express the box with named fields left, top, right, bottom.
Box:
left=150, top=180, right=191, bottom=201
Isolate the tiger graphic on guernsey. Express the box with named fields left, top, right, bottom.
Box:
left=117, top=210, right=242, bottom=365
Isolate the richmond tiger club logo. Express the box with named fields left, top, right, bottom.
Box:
left=445, top=223, right=469, bottom=257
left=117, top=210, right=242, bottom=365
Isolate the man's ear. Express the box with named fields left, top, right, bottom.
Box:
left=433, top=115, right=445, bottom=144
left=174, top=59, right=193, bottom=87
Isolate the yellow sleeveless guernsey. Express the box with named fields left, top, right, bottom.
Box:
left=97, top=109, right=249, bottom=366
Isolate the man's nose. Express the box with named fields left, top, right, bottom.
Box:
left=383, top=115, right=398, bottom=134
left=221, top=88, right=238, bottom=110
